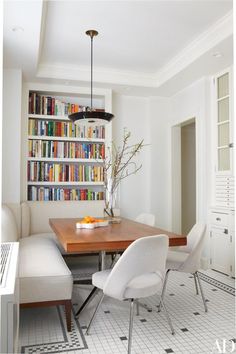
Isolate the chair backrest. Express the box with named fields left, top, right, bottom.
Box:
left=135, top=213, right=155, bottom=227
left=180, top=223, right=206, bottom=273
left=103, top=234, right=168, bottom=300
left=1, top=204, right=19, bottom=242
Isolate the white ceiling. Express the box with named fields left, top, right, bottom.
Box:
left=3, top=0, right=233, bottom=96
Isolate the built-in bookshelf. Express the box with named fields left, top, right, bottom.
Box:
left=28, top=139, right=105, bottom=159
left=25, top=87, right=112, bottom=202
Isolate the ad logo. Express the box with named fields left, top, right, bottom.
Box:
left=212, top=339, right=236, bottom=353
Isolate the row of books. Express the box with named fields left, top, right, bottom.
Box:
left=28, top=162, right=104, bottom=182
left=28, top=186, right=104, bottom=201
left=29, top=92, right=86, bottom=116
left=28, top=119, right=105, bottom=139
left=28, top=140, right=105, bottom=159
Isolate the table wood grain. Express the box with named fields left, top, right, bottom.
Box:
left=49, top=217, right=187, bottom=253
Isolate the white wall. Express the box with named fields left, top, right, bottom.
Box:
left=112, top=94, right=151, bottom=219
left=149, top=96, right=172, bottom=229
left=112, top=87, right=211, bottom=231
left=171, top=78, right=212, bottom=227
left=181, top=121, right=196, bottom=235
left=2, top=69, right=22, bottom=203
left=149, top=78, right=212, bottom=233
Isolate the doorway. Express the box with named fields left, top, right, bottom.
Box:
left=171, top=118, right=196, bottom=234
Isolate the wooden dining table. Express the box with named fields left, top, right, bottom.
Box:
left=49, top=217, right=187, bottom=253
left=49, top=217, right=187, bottom=316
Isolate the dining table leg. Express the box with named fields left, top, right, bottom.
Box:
left=100, top=250, right=106, bottom=270
left=75, top=286, right=98, bottom=316
left=75, top=250, right=106, bottom=317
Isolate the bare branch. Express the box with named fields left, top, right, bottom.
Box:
left=103, top=129, right=147, bottom=216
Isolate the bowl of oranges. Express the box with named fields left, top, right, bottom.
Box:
left=76, top=216, right=109, bottom=229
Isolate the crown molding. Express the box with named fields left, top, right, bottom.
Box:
left=37, top=11, right=233, bottom=90
left=154, top=11, right=233, bottom=86
left=37, top=63, right=157, bottom=87
left=26, top=81, right=112, bottom=97
left=37, top=1, right=48, bottom=69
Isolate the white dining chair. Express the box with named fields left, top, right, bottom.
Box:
left=134, top=212, right=156, bottom=314
left=158, top=223, right=208, bottom=313
left=135, top=213, right=155, bottom=227
left=109, top=213, right=155, bottom=269
left=85, top=235, right=174, bottom=354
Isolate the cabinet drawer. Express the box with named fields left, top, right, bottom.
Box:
left=211, top=226, right=229, bottom=235
left=210, top=211, right=229, bottom=226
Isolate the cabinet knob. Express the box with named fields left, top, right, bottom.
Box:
left=224, top=229, right=228, bottom=234
left=229, top=143, right=234, bottom=148
left=216, top=217, right=221, bottom=221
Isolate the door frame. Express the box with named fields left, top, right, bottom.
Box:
left=171, top=117, right=196, bottom=234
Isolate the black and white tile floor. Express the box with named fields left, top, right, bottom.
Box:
left=19, top=269, right=235, bottom=354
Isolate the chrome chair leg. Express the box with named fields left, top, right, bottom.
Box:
left=158, top=269, right=170, bottom=312
left=86, top=292, right=105, bottom=335
left=159, top=297, right=175, bottom=335
left=195, top=271, right=208, bottom=313
left=136, top=301, right=152, bottom=313
left=136, top=300, right=140, bottom=316
left=128, top=299, right=135, bottom=354
left=193, top=272, right=199, bottom=295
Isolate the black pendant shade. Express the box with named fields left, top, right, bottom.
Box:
left=69, top=111, right=114, bottom=126
left=69, top=30, right=114, bottom=126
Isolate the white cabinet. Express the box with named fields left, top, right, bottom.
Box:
left=209, top=69, right=235, bottom=277
left=215, top=175, right=234, bottom=208
left=214, top=70, right=233, bottom=174
left=210, top=208, right=235, bottom=276
left=229, top=210, right=235, bottom=277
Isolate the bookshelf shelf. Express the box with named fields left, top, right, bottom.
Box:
left=28, top=135, right=105, bottom=143
left=28, top=114, right=69, bottom=121
left=27, top=157, right=103, bottom=163
left=25, top=87, right=112, bottom=202
left=27, top=182, right=104, bottom=186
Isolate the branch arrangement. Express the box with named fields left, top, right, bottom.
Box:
left=103, top=129, right=146, bottom=217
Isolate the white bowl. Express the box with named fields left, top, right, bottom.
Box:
left=76, top=220, right=109, bottom=229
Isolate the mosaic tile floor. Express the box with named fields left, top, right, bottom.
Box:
left=19, top=270, right=235, bottom=354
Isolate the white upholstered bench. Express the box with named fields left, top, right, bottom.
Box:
left=2, top=201, right=104, bottom=331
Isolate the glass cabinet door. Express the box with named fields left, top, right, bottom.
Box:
left=216, top=72, right=232, bottom=172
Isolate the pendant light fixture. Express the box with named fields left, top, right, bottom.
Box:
left=69, top=30, right=114, bottom=126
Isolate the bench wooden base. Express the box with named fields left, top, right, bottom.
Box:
left=20, top=299, right=72, bottom=332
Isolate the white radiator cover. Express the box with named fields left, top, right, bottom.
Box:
left=0, top=242, right=19, bottom=354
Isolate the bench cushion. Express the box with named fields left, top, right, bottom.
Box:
left=30, top=232, right=67, bottom=255
left=21, top=201, right=30, bottom=237
left=19, top=235, right=73, bottom=303
left=22, top=201, right=105, bottom=235
left=1, top=204, right=19, bottom=242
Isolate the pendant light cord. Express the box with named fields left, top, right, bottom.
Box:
left=90, top=34, right=93, bottom=111
left=86, top=30, right=98, bottom=112
left=68, top=30, right=113, bottom=124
